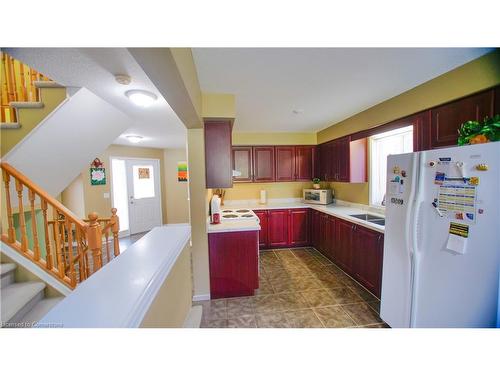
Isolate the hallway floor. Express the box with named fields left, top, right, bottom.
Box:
left=196, top=248, right=388, bottom=328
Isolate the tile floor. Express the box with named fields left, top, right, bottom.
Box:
left=196, top=247, right=389, bottom=328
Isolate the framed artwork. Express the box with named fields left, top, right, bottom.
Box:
left=90, top=158, right=106, bottom=185
left=138, top=167, right=150, bottom=179
left=177, top=161, right=188, bottom=182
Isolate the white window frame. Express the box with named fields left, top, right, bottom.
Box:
left=369, top=125, right=413, bottom=208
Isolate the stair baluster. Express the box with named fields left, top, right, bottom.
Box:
left=2, top=170, right=16, bottom=242
left=14, top=179, right=29, bottom=252
left=28, top=188, right=41, bottom=261
left=41, top=199, right=53, bottom=270
left=1, top=162, right=120, bottom=289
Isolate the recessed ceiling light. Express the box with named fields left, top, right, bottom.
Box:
left=292, top=109, right=304, bottom=114
left=125, top=90, right=157, bottom=107
left=125, top=135, right=144, bottom=144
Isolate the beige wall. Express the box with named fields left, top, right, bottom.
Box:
left=317, top=50, right=500, bottom=204
left=1, top=87, right=67, bottom=156
left=60, top=174, right=85, bottom=218
left=224, top=181, right=312, bottom=201
left=233, top=132, right=317, bottom=145
left=140, top=242, right=193, bottom=328
left=187, top=129, right=211, bottom=298
left=62, top=144, right=168, bottom=223
left=163, top=148, right=190, bottom=223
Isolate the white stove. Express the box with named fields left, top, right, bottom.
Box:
left=220, top=209, right=259, bottom=221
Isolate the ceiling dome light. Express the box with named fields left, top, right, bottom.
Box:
left=125, top=89, right=157, bottom=107
left=125, top=135, right=144, bottom=144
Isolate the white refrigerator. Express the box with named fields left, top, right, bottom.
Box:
left=380, top=142, right=500, bottom=328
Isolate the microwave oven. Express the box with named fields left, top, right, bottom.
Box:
left=303, top=189, right=333, bottom=205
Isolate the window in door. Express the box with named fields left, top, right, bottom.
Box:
left=132, top=165, right=155, bottom=199
left=369, top=125, right=413, bottom=207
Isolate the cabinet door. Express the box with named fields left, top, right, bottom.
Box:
left=289, top=209, right=309, bottom=247
left=204, top=121, right=233, bottom=188
left=318, top=213, right=329, bottom=256
left=232, top=146, right=253, bottom=182
left=254, top=210, right=269, bottom=249
left=430, top=90, right=494, bottom=149
left=327, top=216, right=337, bottom=261
left=268, top=209, right=289, bottom=247
left=352, top=226, right=384, bottom=298
left=253, top=147, right=275, bottom=182
left=208, top=231, right=259, bottom=299
left=335, top=219, right=353, bottom=273
left=295, top=146, right=315, bottom=181
left=275, top=146, right=295, bottom=181
left=335, top=136, right=350, bottom=182
left=319, top=143, right=330, bottom=181
left=311, top=210, right=320, bottom=249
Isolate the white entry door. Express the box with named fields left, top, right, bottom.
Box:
left=125, top=159, right=162, bottom=234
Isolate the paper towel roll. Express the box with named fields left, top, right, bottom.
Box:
left=260, top=190, right=267, bottom=204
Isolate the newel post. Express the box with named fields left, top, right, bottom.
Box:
left=87, top=212, right=102, bottom=270
left=111, top=208, right=120, bottom=257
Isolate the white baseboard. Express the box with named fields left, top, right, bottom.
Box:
left=192, top=293, right=210, bottom=302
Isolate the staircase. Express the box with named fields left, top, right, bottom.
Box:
left=1, top=51, right=67, bottom=157
left=1, top=162, right=121, bottom=289
left=1, top=262, right=63, bottom=328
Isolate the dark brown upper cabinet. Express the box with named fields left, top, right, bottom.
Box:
left=232, top=146, right=253, bottom=182
left=318, top=137, right=366, bottom=183
left=204, top=120, right=233, bottom=188
left=295, top=145, right=316, bottom=181
left=430, top=89, right=494, bottom=149
left=275, top=146, right=296, bottom=181
left=253, top=146, right=275, bottom=182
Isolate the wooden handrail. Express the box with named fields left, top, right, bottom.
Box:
left=1, top=162, right=86, bottom=228
left=1, top=162, right=120, bottom=289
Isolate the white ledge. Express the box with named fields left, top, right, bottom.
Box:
left=38, top=224, right=191, bottom=328
left=10, top=101, right=44, bottom=109
left=0, top=123, right=21, bottom=129
left=34, top=81, right=63, bottom=88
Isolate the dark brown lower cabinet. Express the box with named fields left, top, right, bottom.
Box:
left=352, top=225, right=384, bottom=297
left=334, top=218, right=354, bottom=274
left=313, top=214, right=384, bottom=298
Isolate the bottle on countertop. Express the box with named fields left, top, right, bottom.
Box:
left=211, top=194, right=221, bottom=224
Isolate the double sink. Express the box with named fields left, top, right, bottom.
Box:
left=349, top=213, right=385, bottom=227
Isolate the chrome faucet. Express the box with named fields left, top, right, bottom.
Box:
left=381, top=194, right=386, bottom=206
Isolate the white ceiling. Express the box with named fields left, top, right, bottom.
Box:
left=6, top=48, right=187, bottom=149
left=192, top=48, right=494, bottom=133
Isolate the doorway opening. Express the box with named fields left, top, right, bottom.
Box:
left=110, top=157, right=162, bottom=236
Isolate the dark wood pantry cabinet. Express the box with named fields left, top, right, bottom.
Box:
left=204, top=120, right=233, bottom=188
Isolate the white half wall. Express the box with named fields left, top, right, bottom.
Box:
left=4, top=88, right=133, bottom=197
